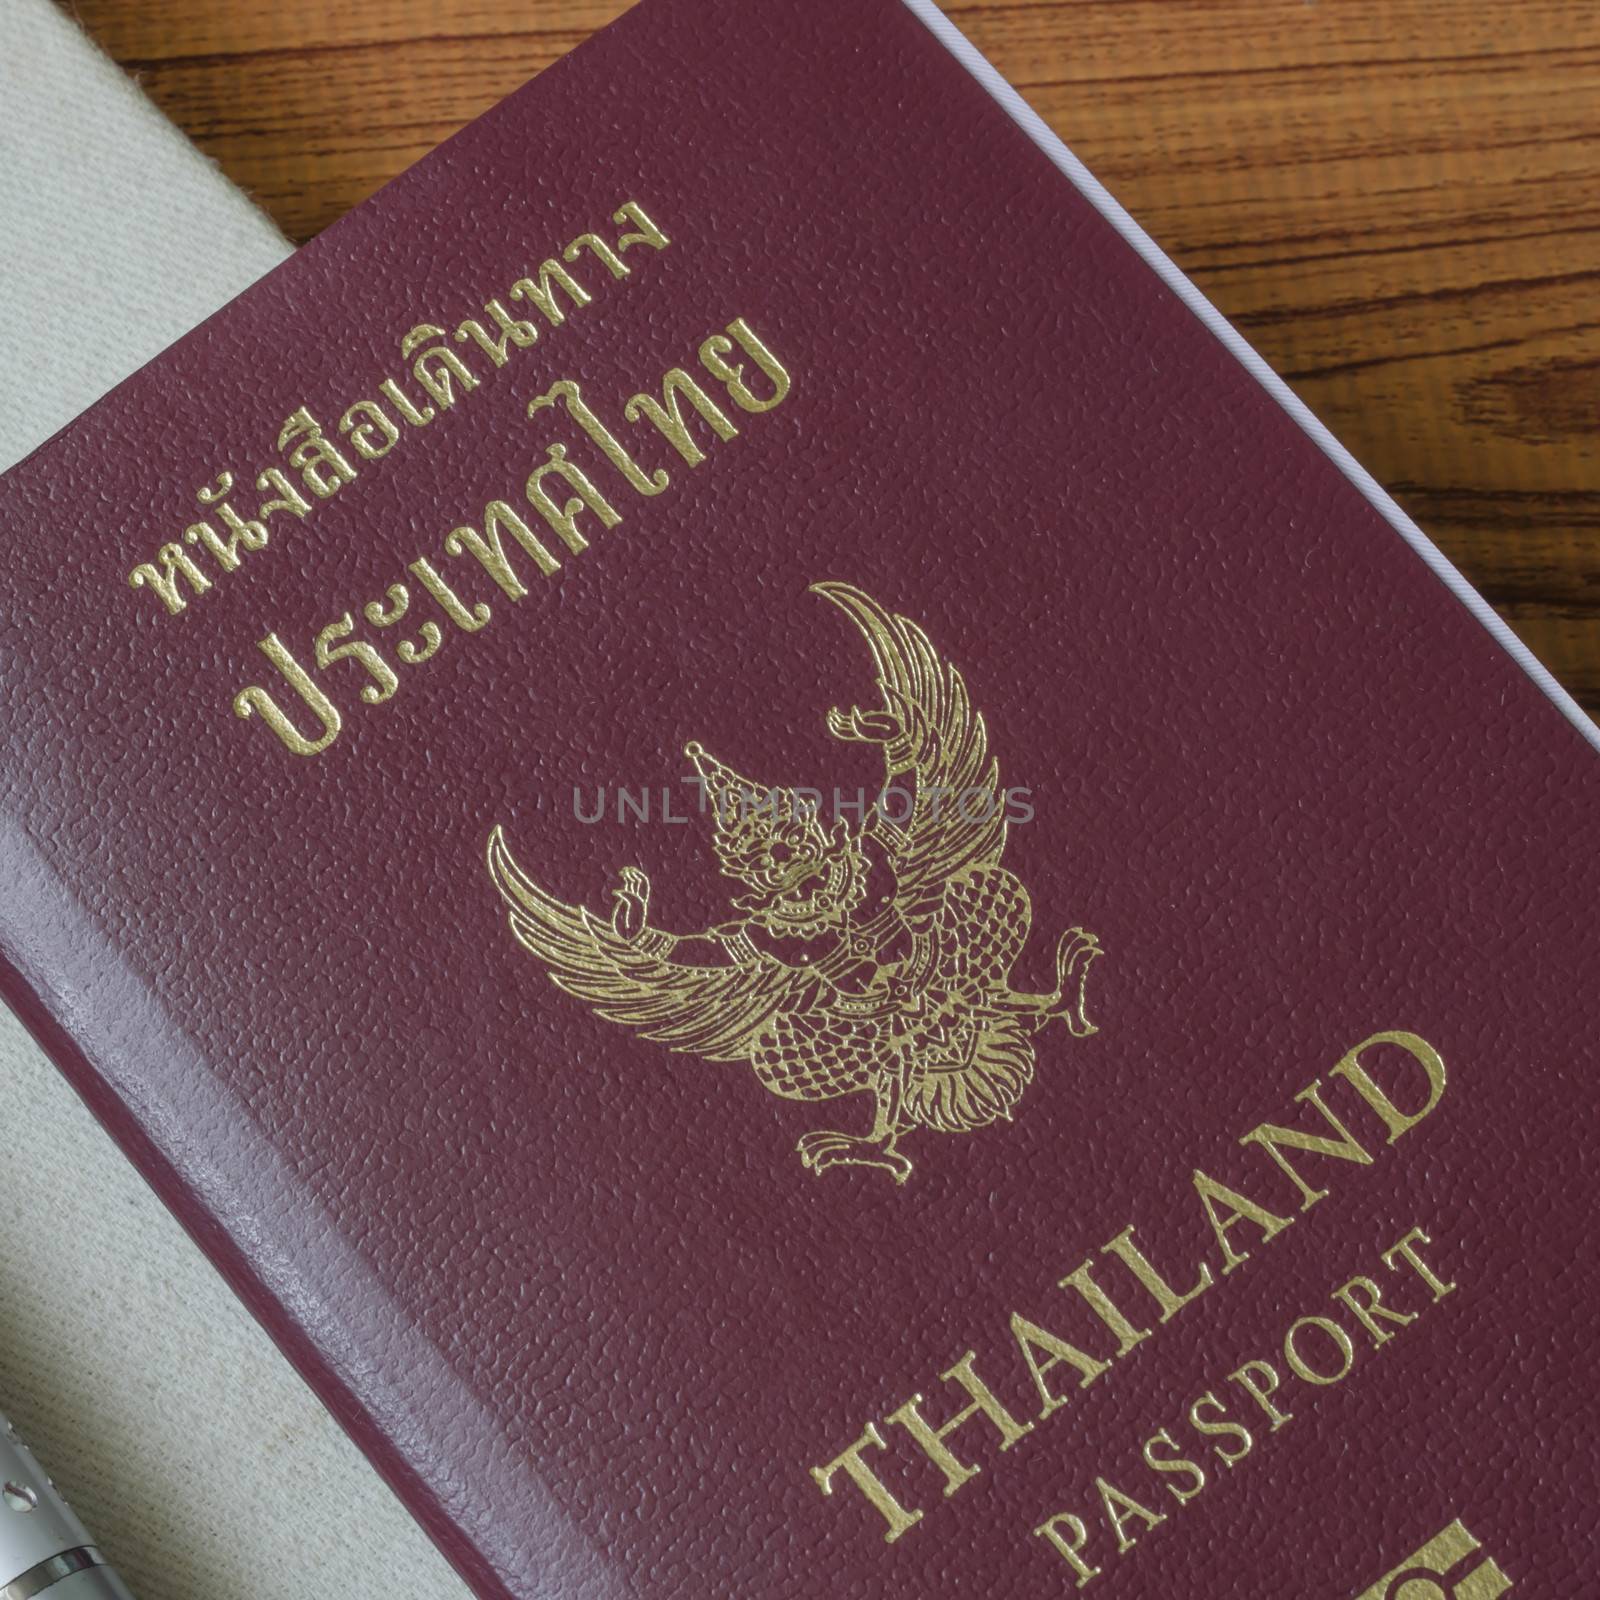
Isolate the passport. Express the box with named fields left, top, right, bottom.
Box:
left=0, top=1, right=1594, bottom=1595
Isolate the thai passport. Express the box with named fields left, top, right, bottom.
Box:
left=1, top=0, right=1594, bottom=1594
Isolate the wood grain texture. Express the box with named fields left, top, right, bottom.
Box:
left=64, top=0, right=1600, bottom=711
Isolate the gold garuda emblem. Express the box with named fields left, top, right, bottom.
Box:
left=488, top=583, right=1102, bottom=1183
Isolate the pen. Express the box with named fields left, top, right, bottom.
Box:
left=0, top=1414, right=133, bottom=1599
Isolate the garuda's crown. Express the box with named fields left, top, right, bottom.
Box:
left=685, top=740, right=867, bottom=928
left=685, top=741, right=825, bottom=865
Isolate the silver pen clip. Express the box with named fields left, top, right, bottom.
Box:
left=0, top=1416, right=133, bottom=1599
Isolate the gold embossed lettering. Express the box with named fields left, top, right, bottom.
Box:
left=401, top=325, right=480, bottom=411
left=1239, top=1078, right=1373, bottom=1209
left=699, top=317, right=792, bottom=413
left=1059, top=1260, right=1151, bottom=1358
left=885, top=1352, right=1032, bottom=1496
left=338, top=398, right=403, bottom=460
left=1141, top=1429, right=1206, bottom=1504
left=624, top=369, right=738, bottom=466
left=233, top=634, right=342, bottom=756
left=612, top=200, right=671, bottom=256
left=1188, top=1390, right=1253, bottom=1467
left=455, top=299, right=539, bottom=367
left=564, top=232, right=629, bottom=280
left=524, top=443, right=622, bottom=553
left=511, top=260, right=593, bottom=328
left=133, top=203, right=670, bottom=628
left=1009, top=1313, right=1110, bottom=1417
left=278, top=407, right=357, bottom=497
left=378, top=375, right=437, bottom=428
left=188, top=473, right=269, bottom=573
left=1033, top=1514, right=1101, bottom=1587
left=1283, top=1315, right=1356, bottom=1385
left=129, top=543, right=212, bottom=615
left=410, top=557, right=491, bottom=634
left=1226, top=1359, right=1293, bottom=1431
left=1191, top=1170, right=1293, bottom=1273
left=809, top=1422, right=923, bottom=1544
left=1100, top=1225, right=1213, bottom=1324
left=1381, top=1226, right=1458, bottom=1301
left=1333, top=1274, right=1418, bottom=1347
left=1330, top=1031, right=1447, bottom=1143
left=316, top=613, right=399, bottom=705
left=531, top=379, right=669, bottom=498
left=362, top=584, right=442, bottom=667
left=443, top=501, right=563, bottom=596
left=1095, top=1477, right=1166, bottom=1555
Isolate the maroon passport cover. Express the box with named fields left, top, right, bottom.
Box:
left=1, top=2, right=1595, bottom=1595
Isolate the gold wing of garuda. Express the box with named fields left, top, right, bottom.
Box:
left=487, top=827, right=822, bottom=1063
left=813, top=582, right=1007, bottom=910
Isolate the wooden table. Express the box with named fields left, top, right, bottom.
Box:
left=75, top=0, right=1600, bottom=713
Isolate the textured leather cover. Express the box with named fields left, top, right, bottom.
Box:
left=1, top=2, right=1594, bottom=1596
